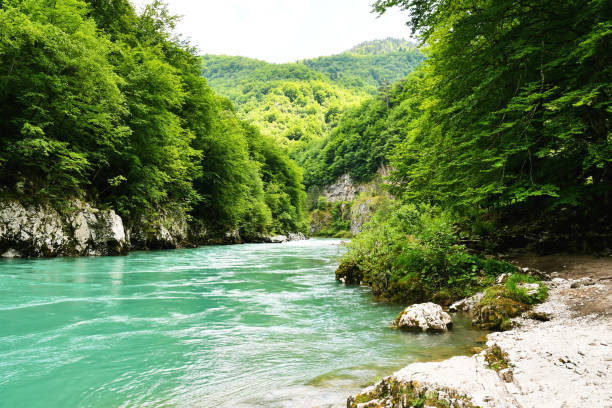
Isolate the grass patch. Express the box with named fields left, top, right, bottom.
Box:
left=505, top=273, right=548, bottom=304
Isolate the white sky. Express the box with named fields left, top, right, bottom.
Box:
left=131, top=0, right=412, bottom=63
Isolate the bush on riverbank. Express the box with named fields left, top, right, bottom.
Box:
left=337, top=201, right=516, bottom=304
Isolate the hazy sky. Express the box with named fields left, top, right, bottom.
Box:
left=131, top=0, right=413, bottom=63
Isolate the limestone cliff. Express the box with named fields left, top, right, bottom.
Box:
left=0, top=200, right=126, bottom=257
left=128, top=209, right=189, bottom=250
left=311, top=168, right=389, bottom=237
left=0, top=199, right=308, bottom=258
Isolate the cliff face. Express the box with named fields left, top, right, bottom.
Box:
left=322, top=174, right=369, bottom=203
left=128, top=209, right=190, bottom=250
left=0, top=199, right=307, bottom=258
left=311, top=168, right=389, bottom=237
left=0, top=200, right=127, bottom=258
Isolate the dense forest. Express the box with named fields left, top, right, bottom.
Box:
left=0, top=0, right=307, bottom=239
left=300, top=76, right=420, bottom=188
left=201, top=40, right=424, bottom=151
left=333, top=0, right=611, bottom=308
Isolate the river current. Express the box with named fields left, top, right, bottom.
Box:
left=0, top=238, right=485, bottom=407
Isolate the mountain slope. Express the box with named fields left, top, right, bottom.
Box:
left=200, top=39, right=424, bottom=149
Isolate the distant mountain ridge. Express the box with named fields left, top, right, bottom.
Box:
left=347, top=38, right=417, bottom=55
left=200, top=39, right=424, bottom=149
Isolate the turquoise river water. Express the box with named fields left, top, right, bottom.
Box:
left=0, top=239, right=486, bottom=407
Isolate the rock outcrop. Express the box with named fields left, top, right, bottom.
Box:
left=350, top=197, right=378, bottom=235
left=0, top=200, right=127, bottom=257
left=0, top=199, right=309, bottom=258
left=128, top=208, right=189, bottom=250
left=394, top=302, right=453, bottom=332
left=312, top=169, right=389, bottom=237
left=348, top=354, right=509, bottom=408
left=322, top=174, right=368, bottom=203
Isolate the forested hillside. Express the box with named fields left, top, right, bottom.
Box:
left=0, top=0, right=306, bottom=240
left=300, top=74, right=421, bottom=188
left=200, top=39, right=424, bottom=149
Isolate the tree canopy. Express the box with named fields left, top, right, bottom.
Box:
left=0, top=0, right=307, bottom=237
left=374, top=0, right=611, bottom=215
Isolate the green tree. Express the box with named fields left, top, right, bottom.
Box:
left=376, top=0, right=611, bottom=215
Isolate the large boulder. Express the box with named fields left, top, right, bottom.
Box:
left=394, top=302, right=453, bottom=332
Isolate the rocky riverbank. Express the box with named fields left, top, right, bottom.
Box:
left=348, top=256, right=612, bottom=408
left=0, top=199, right=306, bottom=258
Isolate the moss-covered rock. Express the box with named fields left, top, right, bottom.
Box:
left=472, top=287, right=524, bottom=330
left=472, top=273, right=548, bottom=331
left=484, top=344, right=511, bottom=371
left=348, top=376, right=480, bottom=408
left=504, top=273, right=548, bottom=304
left=335, top=259, right=363, bottom=284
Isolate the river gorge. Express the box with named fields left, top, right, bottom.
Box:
left=0, top=239, right=487, bottom=407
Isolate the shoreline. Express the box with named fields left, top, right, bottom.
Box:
left=348, top=255, right=612, bottom=408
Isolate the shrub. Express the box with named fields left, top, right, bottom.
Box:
left=338, top=201, right=515, bottom=303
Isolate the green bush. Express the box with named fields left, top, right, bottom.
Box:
left=339, top=201, right=514, bottom=303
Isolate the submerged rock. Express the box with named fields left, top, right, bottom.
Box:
left=394, top=302, right=453, bottom=332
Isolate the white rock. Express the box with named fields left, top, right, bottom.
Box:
left=286, top=232, right=306, bottom=241
left=395, top=302, right=453, bottom=332
left=0, top=199, right=127, bottom=257
left=1, top=248, right=22, bottom=258
left=323, top=174, right=367, bottom=203
left=496, top=273, right=511, bottom=284
left=517, top=282, right=540, bottom=296
left=449, top=292, right=484, bottom=312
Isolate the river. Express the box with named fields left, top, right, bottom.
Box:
left=0, top=238, right=486, bottom=407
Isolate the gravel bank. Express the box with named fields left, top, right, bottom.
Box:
left=348, top=259, right=612, bottom=408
